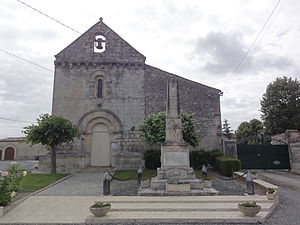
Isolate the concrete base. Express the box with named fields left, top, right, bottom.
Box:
left=138, top=187, right=219, bottom=196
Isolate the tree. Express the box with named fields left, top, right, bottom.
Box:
left=222, top=119, right=233, bottom=139
left=140, top=111, right=199, bottom=147
left=23, top=114, right=79, bottom=173
left=235, top=119, right=264, bottom=144
left=261, top=76, right=300, bottom=135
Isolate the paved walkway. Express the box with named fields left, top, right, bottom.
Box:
left=0, top=195, right=276, bottom=224
left=37, top=172, right=105, bottom=196
left=258, top=171, right=300, bottom=191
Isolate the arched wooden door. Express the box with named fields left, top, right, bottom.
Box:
left=4, top=147, right=15, bottom=160
left=91, top=124, right=110, bottom=166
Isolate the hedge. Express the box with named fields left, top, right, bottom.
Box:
left=144, top=150, right=161, bottom=169
left=216, top=156, right=241, bottom=177
left=144, top=149, right=223, bottom=170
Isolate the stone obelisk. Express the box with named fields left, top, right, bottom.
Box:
left=139, top=78, right=219, bottom=195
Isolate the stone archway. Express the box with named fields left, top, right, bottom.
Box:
left=0, top=149, right=2, bottom=160
left=4, top=147, right=15, bottom=160
left=78, top=110, right=123, bottom=167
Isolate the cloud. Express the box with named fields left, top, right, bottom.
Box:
left=193, top=31, right=295, bottom=75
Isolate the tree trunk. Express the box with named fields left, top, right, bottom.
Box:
left=51, top=145, right=57, bottom=174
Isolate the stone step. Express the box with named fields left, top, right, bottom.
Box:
left=86, top=211, right=270, bottom=224
left=0, top=196, right=277, bottom=224
left=109, top=202, right=273, bottom=212
left=96, top=195, right=271, bottom=203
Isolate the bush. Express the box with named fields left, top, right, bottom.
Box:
left=144, top=149, right=224, bottom=171
left=144, top=150, right=161, bottom=170
left=189, top=149, right=223, bottom=169
left=0, top=162, right=24, bottom=206
left=216, top=156, right=241, bottom=177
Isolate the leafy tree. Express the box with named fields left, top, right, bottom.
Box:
left=23, top=114, right=79, bottom=173
left=235, top=119, right=265, bottom=144
left=140, top=111, right=199, bottom=147
left=261, top=76, right=300, bottom=135
left=222, top=119, right=233, bottom=139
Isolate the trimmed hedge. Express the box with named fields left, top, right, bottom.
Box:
left=144, top=150, right=161, bottom=169
left=144, top=149, right=223, bottom=170
left=216, top=156, right=241, bottom=177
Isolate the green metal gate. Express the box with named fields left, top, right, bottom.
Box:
left=237, top=144, right=290, bottom=169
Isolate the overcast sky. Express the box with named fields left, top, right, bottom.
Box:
left=0, top=0, right=299, bottom=138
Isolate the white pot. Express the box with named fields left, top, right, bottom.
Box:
left=238, top=205, right=261, bottom=217
left=266, top=190, right=278, bottom=200
left=89, top=206, right=111, bottom=217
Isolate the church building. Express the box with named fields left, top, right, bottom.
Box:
left=38, top=18, right=222, bottom=172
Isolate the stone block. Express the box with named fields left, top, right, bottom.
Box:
left=166, top=183, right=190, bottom=192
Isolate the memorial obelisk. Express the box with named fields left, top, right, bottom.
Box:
left=139, top=78, right=218, bottom=195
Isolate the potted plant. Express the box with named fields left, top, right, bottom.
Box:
left=266, top=188, right=277, bottom=200
left=89, top=202, right=111, bottom=217
left=238, top=201, right=261, bottom=217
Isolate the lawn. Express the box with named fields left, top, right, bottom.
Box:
left=20, top=173, right=70, bottom=191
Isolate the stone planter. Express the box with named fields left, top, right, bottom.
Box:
left=89, top=206, right=111, bottom=217
left=203, top=179, right=212, bottom=188
left=166, top=183, right=190, bottom=192
left=266, top=191, right=278, bottom=200
left=238, top=205, right=261, bottom=217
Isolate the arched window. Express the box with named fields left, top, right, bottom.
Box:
left=97, top=79, right=103, bottom=98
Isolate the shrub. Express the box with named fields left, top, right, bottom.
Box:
left=0, top=162, right=24, bottom=206
left=144, top=150, right=161, bottom=170
left=190, top=149, right=223, bottom=169
left=216, top=156, right=241, bottom=177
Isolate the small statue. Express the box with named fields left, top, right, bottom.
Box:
left=137, top=166, right=143, bottom=186
left=202, top=165, right=208, bottom=178
left=245, top=171, right=255, bottom=195
left=103, top=171, right=112, bottom=195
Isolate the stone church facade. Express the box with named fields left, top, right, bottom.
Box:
left=39, top=19, right=222, bottom=172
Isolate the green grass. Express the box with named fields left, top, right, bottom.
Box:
left=20, top=173, right=70, bottom=191
left=113, top=170, right=157, bottom=180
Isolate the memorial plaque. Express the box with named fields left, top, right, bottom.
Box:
left=164, top=152, right=188, bottom=166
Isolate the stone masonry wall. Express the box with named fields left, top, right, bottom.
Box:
left=145, top=65, right=222, bottom=150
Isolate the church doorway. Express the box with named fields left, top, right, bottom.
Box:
left=91, top=123, right=110, bottom=166
left=4, top=147, right=15, bottom=160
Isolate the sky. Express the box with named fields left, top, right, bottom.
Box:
left=0, top=0, right=299, bottom=138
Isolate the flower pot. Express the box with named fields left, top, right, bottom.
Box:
left=266, top=190, right=277, bottom=200
left=238, top=205, right=261, bottom=217
left=203, top=180, right=212, bottom=188
left=89, top=206, right=111, bottom=217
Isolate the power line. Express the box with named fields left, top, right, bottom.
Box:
left=0, top=48, right=53, bottom=72
left=222, top=0, right=282, bottom=92
left=0, top=116, right=35, bottom=124
left=16, top=0, right=82, bottom=34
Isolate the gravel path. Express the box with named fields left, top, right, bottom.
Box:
left=37, top=172, right=104, bottom=196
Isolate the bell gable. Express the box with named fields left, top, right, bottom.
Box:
left=55, top=18, right=146, bottom=64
